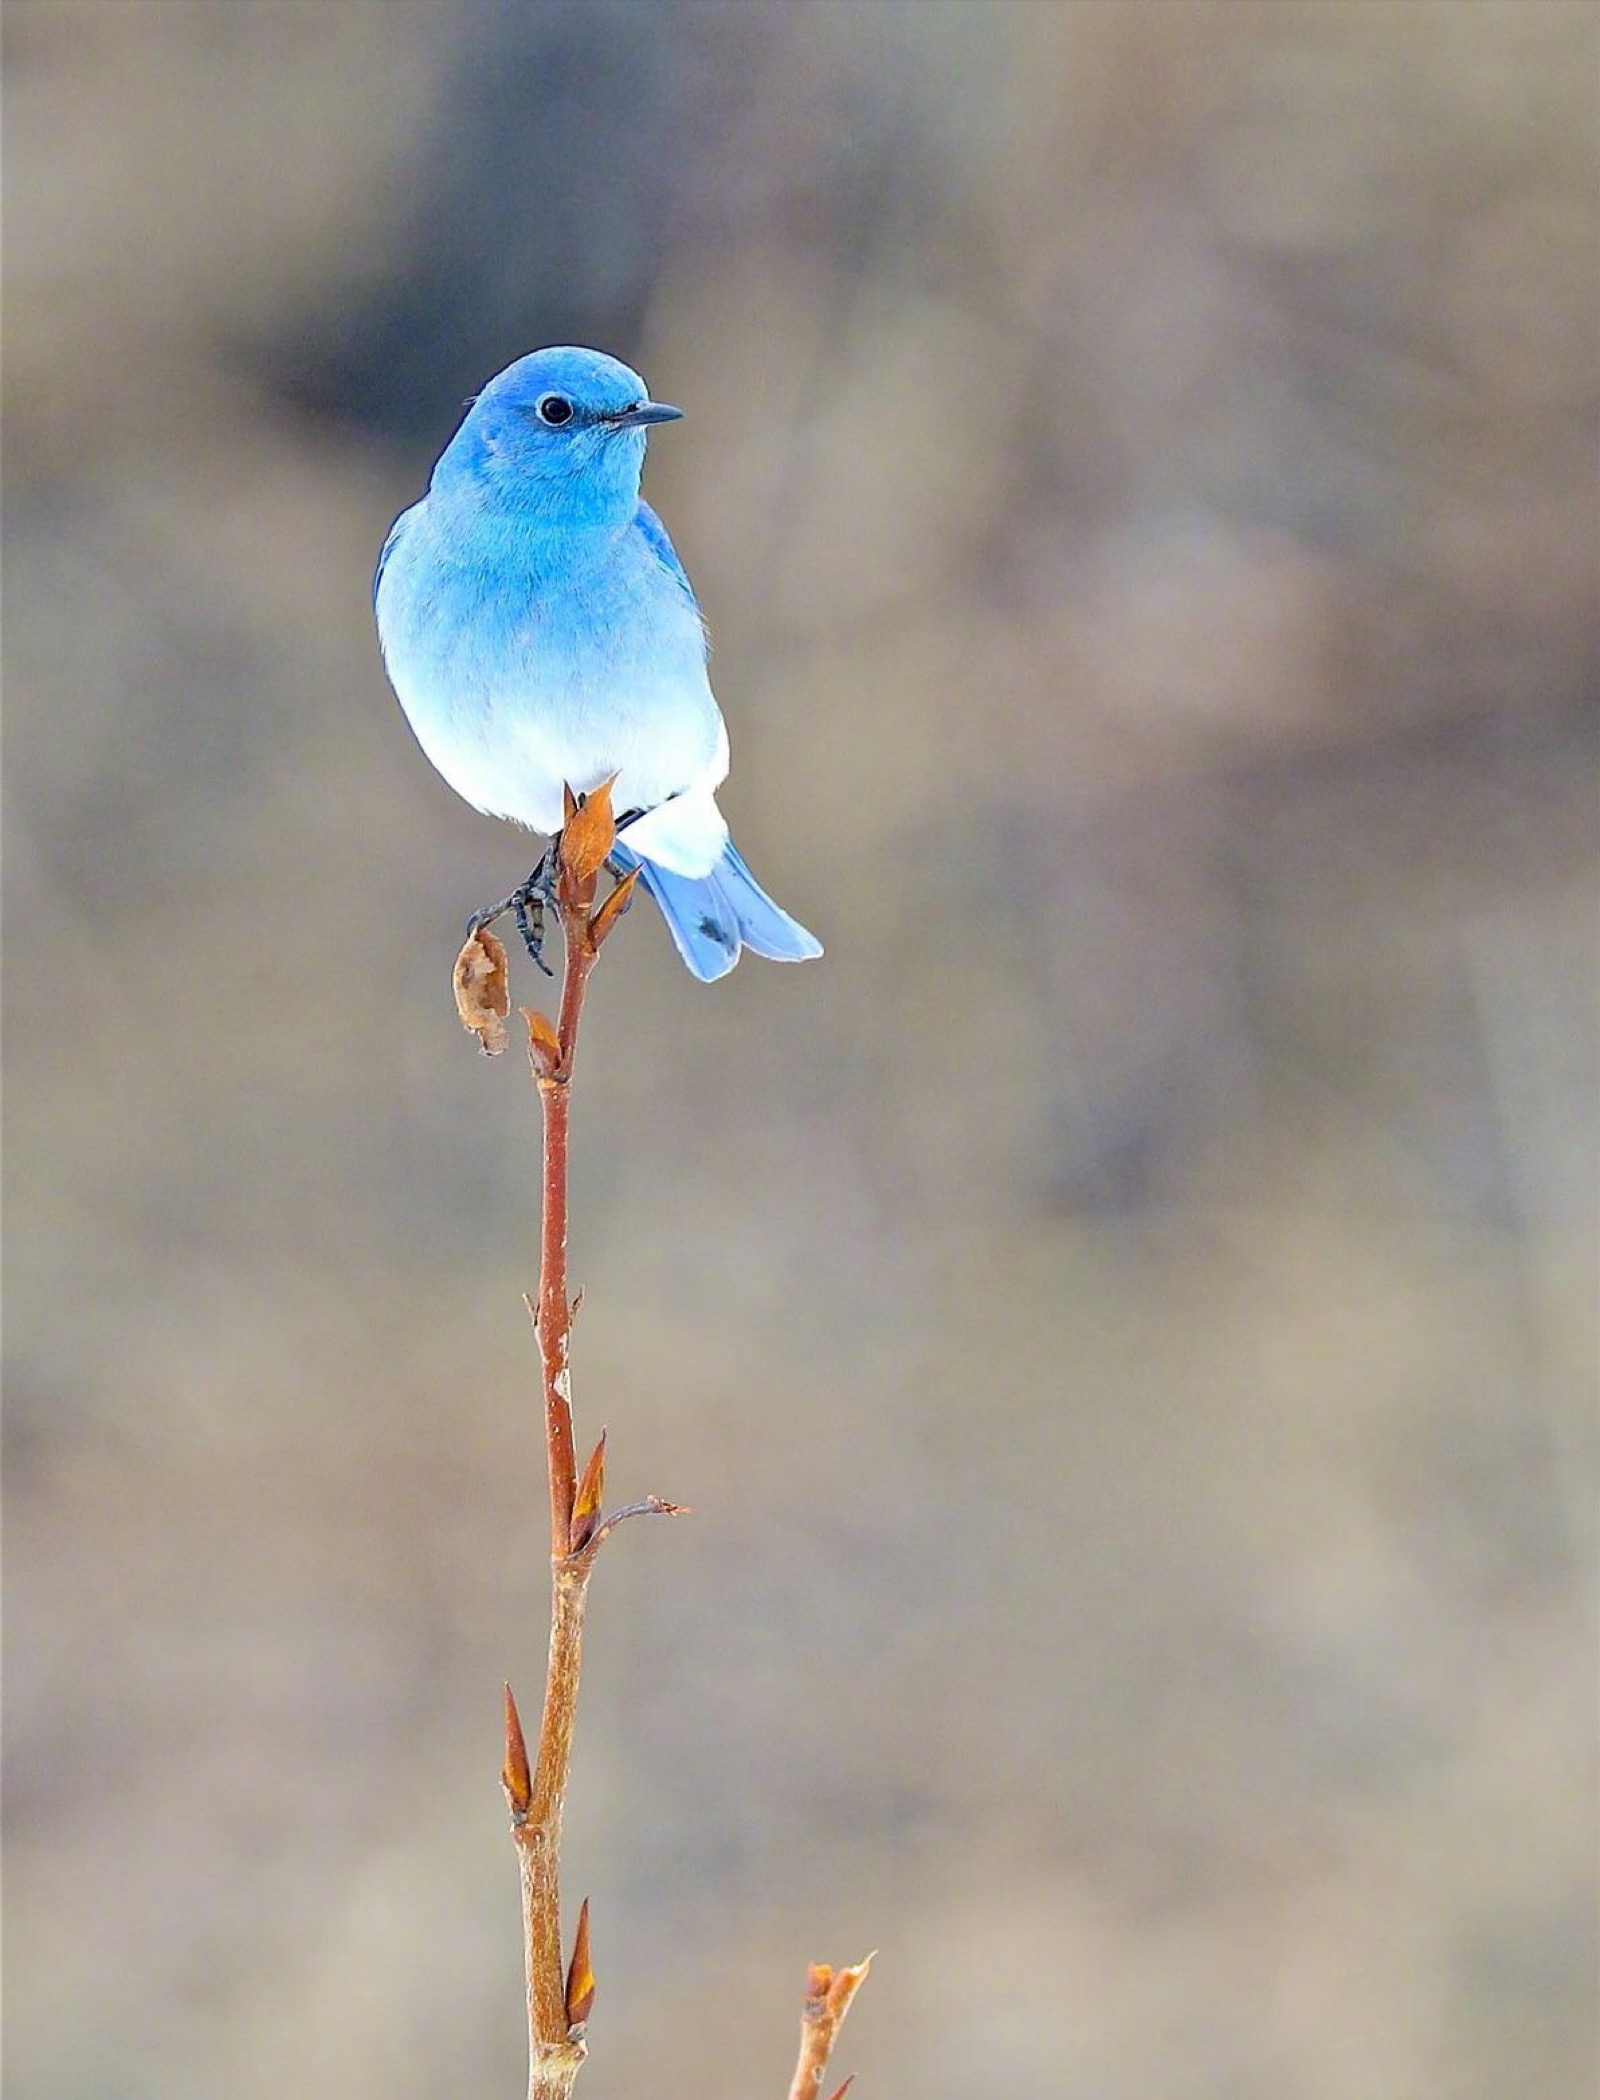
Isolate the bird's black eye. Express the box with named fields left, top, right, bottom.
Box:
left=536, top=394, right=575, bottom=427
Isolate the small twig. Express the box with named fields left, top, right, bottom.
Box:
left=460, top=783, right=662, bottom=2100
left=787, top=1954, right=875, bottom=2100
left=584, top=1495, right=688, bottom=1554
left=456, top=783, right=871, bottom=2096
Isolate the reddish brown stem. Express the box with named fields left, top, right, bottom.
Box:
left=516, top=841, right=603, bottom=2099
left=512, top=1567, right=591, bottom=2097
left=487, top=785, right=854, bottom=2098
left=532, top=875, right=600, bottom=1559
left=535, top=1064, right=579, bottom=1558
left=503, top=792, right=685, bottom=2100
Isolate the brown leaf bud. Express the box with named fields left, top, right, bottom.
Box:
left=560, top=776, right=619, bottom=888
left=501, top=1682, right=532, bottom=1817
left=589, top=867, right=639, bottom=949
left=522, top=1004, right=561, bottom=1079
left=569, top=1431, right=607, bottom=1553
left=827, top=1954, right=875, bottom=2014
left=565, top=1896, right=596, bottom=2030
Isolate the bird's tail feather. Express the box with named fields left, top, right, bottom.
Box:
left=613, top=839, right=823, bottom=982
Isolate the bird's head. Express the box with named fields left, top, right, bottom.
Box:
left=432, top=346, right=683, bottom=520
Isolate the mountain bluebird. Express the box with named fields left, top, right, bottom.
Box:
left=374, top=345, right=822, bottom=981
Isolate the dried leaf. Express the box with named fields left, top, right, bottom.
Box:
left=522, top=1004, right=561, bottom=1078
left=560, top=776, right=619, bottom=887
left=570, top=1431, right=607, bottom=1553
left=565, top=1897, right=596, bottom=2030
left=589, top=867, right=639, bottom=949
left=501, top=1682, right=531, bottom=1816
left=453, top=928, right=510, bottom=1055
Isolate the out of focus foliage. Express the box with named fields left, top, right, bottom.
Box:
left=6, top=4, right=1595, bottom=2096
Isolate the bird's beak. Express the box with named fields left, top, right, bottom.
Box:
left=609, top=400, right=684, bottom=428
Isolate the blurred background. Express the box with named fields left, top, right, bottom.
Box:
left=5, top=3, right=1596, bottom=2094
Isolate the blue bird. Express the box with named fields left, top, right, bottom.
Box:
left=374, top=345, right=822, bottom=981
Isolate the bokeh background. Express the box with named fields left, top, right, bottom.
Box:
left=6, top=3, right=1596, bottom=2094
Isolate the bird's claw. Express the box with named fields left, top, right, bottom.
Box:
left=469, top=851, right=559, bottom=975
left=513, top=890, right=555, bottom=975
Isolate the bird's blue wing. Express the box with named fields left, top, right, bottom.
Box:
left=634, top=500, right=702, bottom=615
left=373, top=505, right=413, bottom=609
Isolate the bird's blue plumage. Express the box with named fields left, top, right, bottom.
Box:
left=633, top=500, right=702, bottom=616
left=372, top=510, right=408, bottom=607
left=373, top=346, right=820, bottom=980
left=611, top=837, right=822, bottom=982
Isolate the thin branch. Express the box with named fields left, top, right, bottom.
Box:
left=468, top=781, right=650, bottom=2100
left=516, top=1565, right=590, bottom=2095
left=534, top=1061, right=580, bottom=1558
left=456, top=781, right=871, bottom=2096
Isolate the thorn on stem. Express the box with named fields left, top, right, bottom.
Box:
left=501, top=1683, right=532, bottom=1818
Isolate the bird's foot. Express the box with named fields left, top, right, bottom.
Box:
left=468, top=852, right=558, bottom=976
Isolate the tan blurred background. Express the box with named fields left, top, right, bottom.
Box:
left=5, top=3, right=1597, bottom=2094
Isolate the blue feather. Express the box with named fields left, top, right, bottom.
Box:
left=612, top=837, right=822, bottom=983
